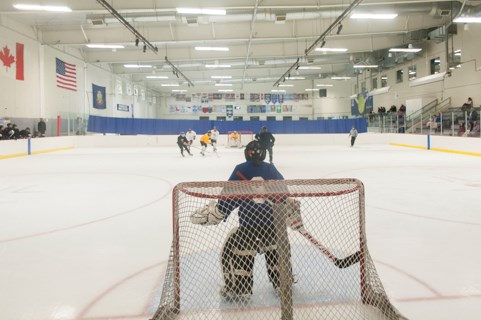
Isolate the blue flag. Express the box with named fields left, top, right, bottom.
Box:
left=92, top=84, right=106, bottom=109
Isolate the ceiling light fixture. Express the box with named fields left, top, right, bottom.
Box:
left=315, top=48, right=348, bottom=52
left=215, top=83, right=232, bottom=87
left=336, top=23, right=343, bottom=35
left=195, top=46, right=229, bottom=51
left=298, top=66, right=322, bottom=70
left=86, top=44, right=124, bottom=49
left=135, top=38, right=139, bottom=47
left=205, top=64, right=231, bottom=68
left=161, top=84, right=180, bottom=87
left=218, top=89, right=233, bottom=92
left=316, top=84, right=334, bottom=87
left=350, top=13, right=398, bottom=19
left=146, top=76, right=168, bottom=79
left=143, top=44, right=147, bottom=53
left=453, top=16, right=481, bottom=23
left=13, top=4, right=72, bottom=12
left=124, top=64, right=152, bottom=68
left=331, top=76, right=352, bottom=80
left=164, top=56, right=194, bottom=87
left=96, top=0, right=158, bottom=54
left=353, top=64, right=379, bottom=68
left=305, top=0, right=362, bottom=56
left=176, top=8, right=226, bottom=15
left=389, top=47, right=422, bottom=53
left=211, top=76, right=232, bottom=79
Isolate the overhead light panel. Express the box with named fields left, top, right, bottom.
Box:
left=172, top=90, right=187, bottom=93
left=350, top=13, right=398, bottom=19
left=353, top=64, right=379, bottom=68
left=146, top=76, right=168, bottom=79
left=278, top=84, right=294, bottom=87
left=298, top=66, right=321, bottom=70
left=331, top=76, right=352, bottom=80
left=161, top=84, right=180, bottom=87
left=285, top=76, right=305, bottom=80
left=205, top=64, right=231, bottom=68
left=218, top=89, right=233, bottom=92
left=86, top=44, right=124, bottom=49
left=13, top=4, right=72, bottom=12
left=389, top=48, right=422, bottom=53
left=316, top=84, right=334, bottom=87
left=211, top=76, right=232, bottom=79
left=195, top=47, right=229, bottom=52
left=124, top=64, right=152, bottom=68
left=215, top=83, right=232, bottom=87
left=315, top=48, right=348, bottom=52
left=453, top=17, right=481, bottom=23
left=272, top=90, right=286, bottom=93
left=177, top=8, right=226, bottom=15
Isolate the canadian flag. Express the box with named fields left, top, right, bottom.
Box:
left=0, top=42, right=24, bottom=81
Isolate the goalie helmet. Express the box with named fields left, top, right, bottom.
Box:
left=244, top=140, right=266, bottom=164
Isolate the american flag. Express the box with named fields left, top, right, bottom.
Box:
left=56, top=58, right=77, bottom=91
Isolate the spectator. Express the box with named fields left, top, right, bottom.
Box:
left=2, top=123, right=12, bottom=139
left=19, top=127, right=31, bottom=139
left=37, top=118, right=46, bottom=137
left=467, top=108, right=478, bottom=131
left=458, top=122, right=466, bottom=136
left=389, top=105, right=397, bottom=113
left=461, top=97, right=473, bottom=111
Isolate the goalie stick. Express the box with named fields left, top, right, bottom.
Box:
left=236, top=173, right=360, bottom=269
left=295, top=224, right=360, bottom=269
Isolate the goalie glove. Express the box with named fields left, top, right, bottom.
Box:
left=190, top=200, right=224, bottom=225
left=285, top=198, right=303, bottom=231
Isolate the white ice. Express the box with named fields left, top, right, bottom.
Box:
left=0, top=143, right=480, bottom=320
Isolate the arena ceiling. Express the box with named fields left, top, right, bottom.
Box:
left=1, top=0, right=480, bottom=92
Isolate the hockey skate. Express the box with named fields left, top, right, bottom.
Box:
left=220, top=286, right=251, bottom=304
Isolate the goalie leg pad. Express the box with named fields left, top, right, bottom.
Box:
left=220, top=227, right=257, bottom=297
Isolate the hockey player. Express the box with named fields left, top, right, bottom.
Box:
left=199, top=131, right=212, bottom=156
left=348, top=126, right=358, bottom=147
left=255, top=126, right=275, bottom=163
left=177, top=132, right=192, bottom=157
left=190, top=141, right=299, bottom=302
left=210, top=127, right=220, bottom=151
left=185, top=129, right=196, bottom=148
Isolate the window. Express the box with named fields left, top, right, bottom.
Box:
left=361, top=81, right=366, bottom=92
left=372, top=77, right=378, bottom=90
left=408, top=65, right=417, bottom=80
left=396, top=69, right=403, bottom=83
left=381, top=75, right=388, bottom=87
left=199, top=116, right=209, bottom=120
left=283, top=116, right=292, bottom=121
left=216, top=116, right=226, bottom=121
left=299, top=117, right=309, bottom=120
left=250, top=116, right=260, bottom=121
left=431, top=57, right=441, bottom=74
left=266, top=116, right=276, bottom=121
left=233, top=116, right=243, bottom=121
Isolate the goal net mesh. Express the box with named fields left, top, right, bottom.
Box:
left=151, top=178, right=406, bottom=320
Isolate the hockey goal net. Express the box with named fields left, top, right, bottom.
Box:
left=151, top=178, right=406, bottom=320
left=226, top=130, right=254, bottom=148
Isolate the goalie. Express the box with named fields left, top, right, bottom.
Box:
left=228, top=131, right=242, bottom=148
left=190, top=141, right=300, bottom=302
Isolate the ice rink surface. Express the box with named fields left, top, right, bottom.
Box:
left=1, top=143, right=480, bottom=320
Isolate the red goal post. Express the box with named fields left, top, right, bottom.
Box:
left=151, top=178, right=406, bottom=320
left=226, top=130, right=254, bottom=148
